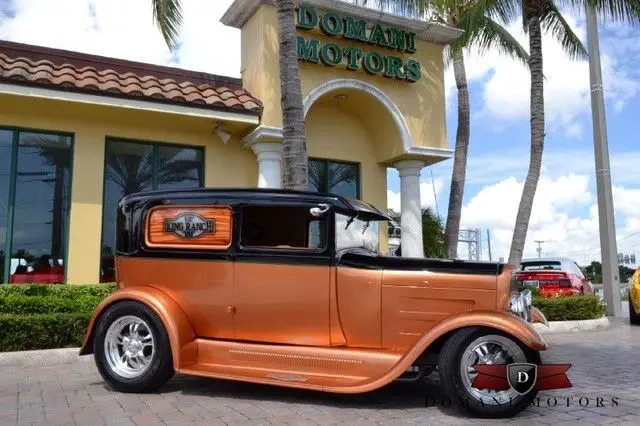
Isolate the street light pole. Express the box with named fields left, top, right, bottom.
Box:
left=585, top=3, right=622, bottom=317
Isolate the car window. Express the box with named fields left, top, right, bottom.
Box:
left=520, top=261, right=562, bottom=271
left=573, top=262, right=586, bottom=279
left=240, top=205, right=327, bottom=250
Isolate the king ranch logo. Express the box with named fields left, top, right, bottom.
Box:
left=295, top=5, right=422, bottom=82
left=163, top=212, right=215, bottom=239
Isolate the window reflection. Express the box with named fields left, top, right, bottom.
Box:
left=157, top=146, right=203, bottom=190
left=308, top=158, right=359, bottom=199
left=0, top=130, right=12, bottom=283
left=100, top=140, right=204, bottom=282
left=4, top=132, right=72, bottom=284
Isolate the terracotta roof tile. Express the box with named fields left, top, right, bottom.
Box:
left=0, top=40, right=262, bottom=116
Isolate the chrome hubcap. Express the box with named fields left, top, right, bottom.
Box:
left=104, top=315, right=154, bottom=378
left=460, top=335, right=527, bottom=405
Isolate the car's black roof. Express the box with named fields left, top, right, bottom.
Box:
left=119, top=187, right=392, bottom=221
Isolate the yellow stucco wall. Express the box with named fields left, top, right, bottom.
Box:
left=240, top=4, right=448, bottom=155
left=0, top=93, right=257, bottom=284
left=305, top=102, right=388, bottom=252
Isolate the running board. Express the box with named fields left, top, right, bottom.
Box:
left=178, top=338, right=402, bottom=392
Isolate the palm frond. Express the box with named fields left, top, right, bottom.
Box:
left=540, top=1, right=588, bottom=60
left=354, top=0, right=432, bottom=19
left=461, top=15, right=530, bottom=65
left=557, top=0, right=640, bottom=26
left=151, top=0, right=183, bottom=50
left=462, top=0, right=521, bottom=28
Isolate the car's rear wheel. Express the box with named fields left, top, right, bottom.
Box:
left=93, top=300, right=174, bottom=392
left=629, top=293, right=640, bottom=325
left=438, top=327, right=540, bottom=418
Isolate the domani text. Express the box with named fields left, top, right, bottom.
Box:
left=295, top=5, right=421, bottom=82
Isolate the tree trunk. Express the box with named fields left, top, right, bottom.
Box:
left=508, top=14, right=544, bottom=266
left=444, top=49, right=470, bottom=259
left=277, top=0, right=308, bottom=190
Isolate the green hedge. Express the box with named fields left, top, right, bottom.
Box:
left=532, top=294, right=607, bottom=321
left=0, top=284, right=116, bottom=352
left=0, top=283, right=115, bottom=298
left=0, top=313, right=91, bottom=352
left=519, top=284, right=608, bottom=321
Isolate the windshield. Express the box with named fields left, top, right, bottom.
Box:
left=335, top=213, right=380, bottom=253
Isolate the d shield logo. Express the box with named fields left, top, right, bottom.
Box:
left=507, top=363, right=537, bottom=395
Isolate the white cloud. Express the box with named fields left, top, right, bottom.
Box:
left=444, top=11, right=640, bottom=134
left=458, top=173, right=640, bottom=265
left=0, top=0, right=240, bottom=76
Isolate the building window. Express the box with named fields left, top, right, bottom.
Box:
left=100, top=139, right=204, bottom=282
left=308, top=158, right=360, bottom=199
left=1, top=129, right=73, bottom=284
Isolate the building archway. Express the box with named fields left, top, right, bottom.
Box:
left=303, top=78, right=412, bottom=154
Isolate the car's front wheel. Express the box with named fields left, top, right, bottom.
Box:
left=93, top=300, right=174, bottom=393
left=438, top=327, right=540, bottom=418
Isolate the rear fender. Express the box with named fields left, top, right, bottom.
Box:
left=343, top=310, right=548, bottom=394
left=79, top=286, right=197, bottom=370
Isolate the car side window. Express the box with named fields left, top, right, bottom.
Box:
left=240, top=205, right=327, bottom=250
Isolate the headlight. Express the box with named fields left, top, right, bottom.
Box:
left=509, top=289, right=532, bottom=322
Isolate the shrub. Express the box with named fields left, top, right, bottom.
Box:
left=0, top=284, right=116, bottom=352
left=0, top=283, right=116, bottom=298
left=532, top=294, right=607, bottom=321
left=519, top=284, right=541, bottom=297
left=0, top=313, right=91, bottom=352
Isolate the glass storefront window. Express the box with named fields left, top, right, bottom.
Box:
left=0, top=129, right=73, bottom=284
left=100, top=139, right=204, bottom=282
left=308, top=158, right=360, bottom=199
left=0, top=130, right=12, bottom=283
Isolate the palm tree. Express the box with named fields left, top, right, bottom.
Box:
left=507, top=1, right=626, bottom=265
left=277, top=0, right=310, bottom=190
left=359, top=0, right=529, bottom=259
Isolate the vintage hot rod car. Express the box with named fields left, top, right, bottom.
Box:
left=80, top=188, right=549, bottom=418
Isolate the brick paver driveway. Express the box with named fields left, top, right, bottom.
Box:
left=1, top=319, right=639, bottom=425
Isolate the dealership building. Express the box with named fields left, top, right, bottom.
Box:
left=0, top=0, right=460, bottom=284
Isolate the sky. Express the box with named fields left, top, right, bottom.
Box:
left=1, top=0, right=639, bottom=265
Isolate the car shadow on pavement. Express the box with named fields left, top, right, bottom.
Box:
left=138, top=373, right=505, bottom=419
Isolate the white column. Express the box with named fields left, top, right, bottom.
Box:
left=251, top=143, right=282, bottom=189
left=395, top=160, right=424, bottom=258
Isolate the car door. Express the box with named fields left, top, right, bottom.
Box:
left=232, top=202, right=332, bottom=346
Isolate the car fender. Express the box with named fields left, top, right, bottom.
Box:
left=338, top=310, right=548, bottom=394
left=79, top=286, right=197, bottom=370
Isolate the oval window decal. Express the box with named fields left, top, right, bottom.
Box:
left=145, top=205, right=232, bottom=249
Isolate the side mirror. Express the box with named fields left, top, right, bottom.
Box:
left=310, top=203, right=330, bottom=217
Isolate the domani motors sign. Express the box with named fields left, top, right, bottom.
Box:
left=295, top=5, right=421, bottom=82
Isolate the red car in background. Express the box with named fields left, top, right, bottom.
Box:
left=9, top=255, right=64, bottom=284
left=515, top=257, right=594, bottom=297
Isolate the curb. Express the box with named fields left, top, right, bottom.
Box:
left=0, top=347, right=88, bottom=367
left=533, top=316, right=611, bottom=334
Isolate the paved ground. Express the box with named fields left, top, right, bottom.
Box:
left=1, top=319, right=639, bottom=425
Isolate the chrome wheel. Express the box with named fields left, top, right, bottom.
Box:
left=459, top=335, right=527, bottom=405
left=104, top=315, right=155, bottom=379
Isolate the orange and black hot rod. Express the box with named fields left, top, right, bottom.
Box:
left=80, top=188, right=549, bottom=418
